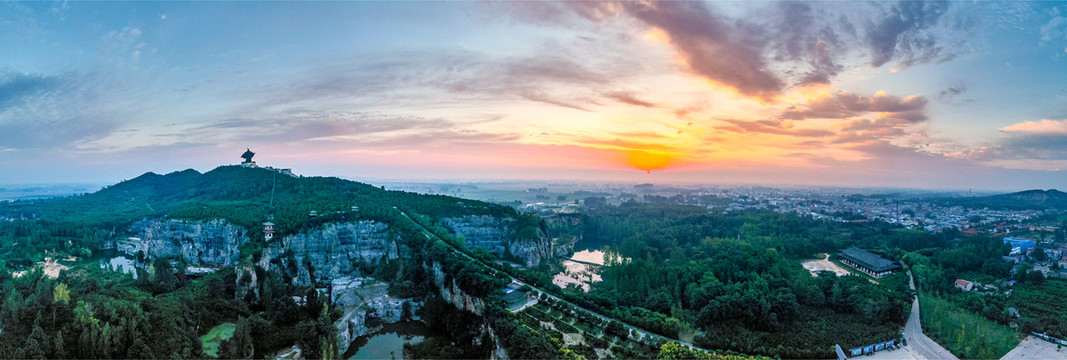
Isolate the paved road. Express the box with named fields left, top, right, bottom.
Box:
left=397, top=211, right=710, bottom=352
left=904, top=271, right=959, bottom=360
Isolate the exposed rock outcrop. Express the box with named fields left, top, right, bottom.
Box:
left=488, top=325, right=509, bottom=360
left=553, top=234, right=581, bottom=258
left=431, top=261, right=486, bottom=316
left=331, top=276, right=421, bottom=354
left=123, top=219, right=248, bottom=267
left=441, top=216, right=554, bottom=267
left=258, top=221, right=397, bottom=285
left=235, top=258, right=260, bottom=302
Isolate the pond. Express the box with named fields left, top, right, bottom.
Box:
left=552, top=249, right=606, bottom=292
left=343, top=321, right=432, bottom=360
left=93, top=250, right=140, bottom=279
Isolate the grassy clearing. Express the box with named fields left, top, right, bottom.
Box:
left=920, top=294, right=1020, bottom=359
left=200, top=322, right=236, bottom=358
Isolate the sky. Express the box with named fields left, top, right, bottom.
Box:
left=2, top=1, right=1067, bottom=191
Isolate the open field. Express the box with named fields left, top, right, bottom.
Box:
left=200, top=322, right=236, bottom=358
left=800, top=253, right=851, bottom=277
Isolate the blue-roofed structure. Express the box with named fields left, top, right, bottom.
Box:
left=1004, top=237, right=1034, bottom=255
left=839, top=247, right=901, bottom=278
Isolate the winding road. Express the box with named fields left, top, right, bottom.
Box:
left=895, top=271, right=959, bottom=360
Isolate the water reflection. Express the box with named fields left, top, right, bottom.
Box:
left=95, top=251, right=139, bottom=279
left=552, top=250, right=606, bottom=292
left=344, top=321, right=430, bottom=360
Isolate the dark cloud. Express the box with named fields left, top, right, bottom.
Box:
left=605, top=91, right=657, bottom=108
left=781, top=90, right=928, bottom=121
left=493, top=0, right=972, bottom=99
left=936, top=84, right=971, bottom=104
left=797, top=40, right=845, bottom=86
left=866, top=1, right=951, bottom=68
left=762, top=2, right=846, bottom=86
left=621, top=1, right=783, bottom=100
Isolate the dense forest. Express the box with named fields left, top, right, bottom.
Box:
left=0, top=167, right=561, bottom=359
left=2, top=167, right=1064, bottom=359
left=540, top=203, right=914, bottom=359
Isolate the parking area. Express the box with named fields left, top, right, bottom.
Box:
left=1001, top=336, right=1067, bottom=360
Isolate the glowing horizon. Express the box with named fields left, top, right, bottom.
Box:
left=2, top=1, right=1067, bottom=191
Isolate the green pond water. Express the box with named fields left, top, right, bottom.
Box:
left=344, top=321, right=431, bottom=360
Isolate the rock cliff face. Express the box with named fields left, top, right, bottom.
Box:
left=441, top=216, right=554, bottom=267
left=258, top=221, right=397, bottom=286
left=123, top=219, right=248, bottom=267
left=235, top=259, right=259, bottom=302
left=331, top=276, right=421, bottom=354
left=431, top=261, right=486, bottom=316
left=553, top=234, right=581, bottom=258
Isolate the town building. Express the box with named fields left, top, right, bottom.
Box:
left=955, top=279, right=974, bottom=291
left=1030, top=225, right=1060, bottom=232
left=1004, top=237, right=1035, bottom=255
left=838, top=247, right=901, bottom=278
left=503, top=282, right=534, bottom=312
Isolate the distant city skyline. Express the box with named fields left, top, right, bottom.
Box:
left=2, top=1, right=1067, bottom=190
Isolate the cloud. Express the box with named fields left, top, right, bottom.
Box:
left=0, top=71, right=128, bottom=150
left=179, top=110, right=520, bottom=151
left=760, top=2, right=847, bottom=86
left=520, top=91, right=595, bottom=112
left=717, top=119, right=833, bottom=137
left=936, top=84, right=969, bottom=104
left=949, top=119, right=1067, bottom=170
left=246, top=49, right=620, bottom=113
left=781, top=90, right=928, bottom=121
left=621, top=1, right=783, bottom=100
left=798, top=40, right=845, bottom=86
left=0, top=72, right=61, bottom=110
left=494, top=0, right=974, bottom=101
left=605, top=91, right=657, bottom=107
left=1040, top=8, right=1067, bottom=42
left=1000, top=119, right=1067, bottom=134
left=865, top=1, right=952, bottom=68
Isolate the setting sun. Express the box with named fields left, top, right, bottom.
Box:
left=628, top=150, right=674, bottom=173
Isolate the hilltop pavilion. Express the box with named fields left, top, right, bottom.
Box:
left=240, top=148, right=257, bottom=168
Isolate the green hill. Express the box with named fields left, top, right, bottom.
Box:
left=0, top=165, right=512, bottom=233
left=934, top=189, right=1067, bottom=210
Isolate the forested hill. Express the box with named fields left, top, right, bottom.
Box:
left=0, top=165, right=513, bottom=231
left=934, top=189, right=1067, bottom=210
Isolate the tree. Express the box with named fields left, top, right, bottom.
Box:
left=1028, top=270, right=1046, bottom=286
left=53, top=283, right=70, bottom=304
left=606, top=320, right=627, bottom=338
left=1034, top=248, right=1050, bottom=263
left=127, top=338, right=155, bottom=359
left=54, top=331, right=68, bottom=359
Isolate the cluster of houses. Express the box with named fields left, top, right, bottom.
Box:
left=1002, top=236, right=1067, bottom=278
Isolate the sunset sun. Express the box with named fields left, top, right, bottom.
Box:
left=627, top=150, right=674, bottom=173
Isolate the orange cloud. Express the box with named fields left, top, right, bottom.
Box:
left=1000, top=119, right=1067, bottom=134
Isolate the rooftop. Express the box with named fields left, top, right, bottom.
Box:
left=839, top=247, right=900, bottom=272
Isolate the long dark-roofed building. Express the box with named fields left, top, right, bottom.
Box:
left=839, top=247, right=900, bottom=278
